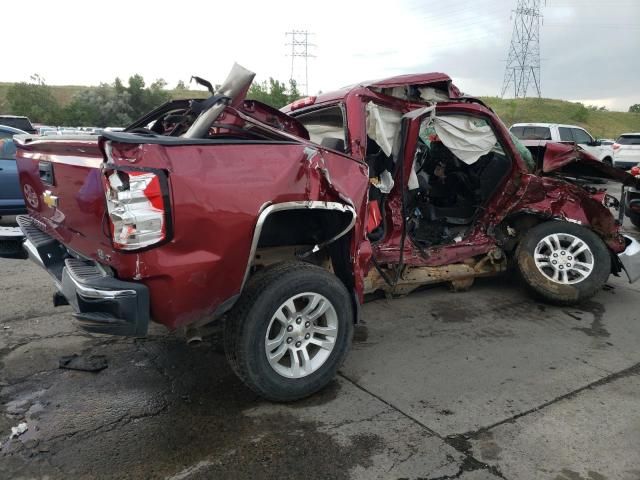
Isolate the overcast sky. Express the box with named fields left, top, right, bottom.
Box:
left=3, top=0, right=639, bottom=110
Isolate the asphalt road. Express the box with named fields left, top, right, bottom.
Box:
left=1, top=185, right=640, bottom=479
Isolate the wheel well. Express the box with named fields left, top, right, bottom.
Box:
left=251, top=208, right=359, bottom=322
left=251, top=206, right=356, bottom=279
left=257, top=208, right=353, bottom=249
left=497, top=213, right=546, bottom=253
left=499, top=213, right=623, bottom=275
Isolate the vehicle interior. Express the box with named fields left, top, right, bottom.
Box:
left=131, top=101, right=299, bottom=142
left=293, top=105, right=347, bottom=153
left=366, top=109, right=513, bottom=248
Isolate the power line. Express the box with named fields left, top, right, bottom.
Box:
left=285, top=30, right=315, bottom=96
left=501, top=0, right=544, bottom=99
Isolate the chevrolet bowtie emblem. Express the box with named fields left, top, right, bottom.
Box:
left=43, top=190, right=58, bottom=208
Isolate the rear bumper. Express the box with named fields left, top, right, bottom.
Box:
left=618, top=235, right=640, bottom=283
left=17, top=215, right=149, bottom=336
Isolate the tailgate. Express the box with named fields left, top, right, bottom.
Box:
left=14, top=135, right=109, bottom=259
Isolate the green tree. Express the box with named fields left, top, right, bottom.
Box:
left=5, top=74, right=62, bottom=124
left=63, top=84, right=133, bottom=127
left=124, top=75, right=171, bottom=118
left=127, top=74, right=146, bottom=117
left=630, top=104, right=640, bottom=114
left=114, top=77, right=126, bottom=95
left=246, top=77, right=303, bottom=109
left=144, top=78, right=171, bottom=112
left=288, top=79, right=301, bottom=103
left=62, top=74, right=172, bottom=126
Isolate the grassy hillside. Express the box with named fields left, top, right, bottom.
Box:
left=480, top=96, right=640, bottom=139
left=1, top=82, right=638, bottom=138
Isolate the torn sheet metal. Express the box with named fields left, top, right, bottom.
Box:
left=432, top=115, right=497, bottom=165
left=366, top=102, right=402, bottom=157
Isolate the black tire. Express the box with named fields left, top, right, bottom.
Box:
left=515, top=221, right=611, bottom=305
left=603, top=157, right=613, bottom=166
left=224, top=262, right=354, bottom=402
left=628, top=210, right=640, bottom=230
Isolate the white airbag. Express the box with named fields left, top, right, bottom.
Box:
left=366, top=102, right=402, bottom=157
left=432, top=115, right=496, bottom=165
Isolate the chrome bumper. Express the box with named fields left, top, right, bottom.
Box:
left=618, top=235, right=640, bottom=283
left=24, top=239, right=46, bottom=270
left=17, top=214, right=149, bottom=336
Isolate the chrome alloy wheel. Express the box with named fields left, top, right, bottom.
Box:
left=533, top=233, right=595, bottom=285
left=264, top=292, right=338, bottom=379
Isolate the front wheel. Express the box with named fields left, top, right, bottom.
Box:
left=224, top=262, right=354, bottom=402
left=515, top=221, right=611, bottom=305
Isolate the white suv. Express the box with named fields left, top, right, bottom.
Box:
left=613, top=133, right=640, bottom=170
left=510, top=123, right=614, bottom=164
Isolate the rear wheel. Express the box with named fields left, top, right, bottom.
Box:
left=224, top=262, right=353, bottom=402
left=516, top=221, right=610, bottom=305
left=603, top=156, right=613, bottom=166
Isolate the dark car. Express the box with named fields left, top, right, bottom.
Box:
left=0, top=116, right=37, bottom=134
left=0, top=125, right=28, bottom=216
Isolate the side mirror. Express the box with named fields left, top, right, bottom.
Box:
left=589, top=140, right=602, bottom=147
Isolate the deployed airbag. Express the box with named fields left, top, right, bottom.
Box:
left=306, top=124, right=345, bottom=145
left=432, top=115, right=496, bottom=165
left=366, top=102, right=402, bottom=157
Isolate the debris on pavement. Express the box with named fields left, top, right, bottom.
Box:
left=10, top=422, right=28, bottom=439
left=59, top=354, right=108, bottom=372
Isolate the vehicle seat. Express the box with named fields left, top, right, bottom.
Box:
left=475, top=153, right=512, bottom=202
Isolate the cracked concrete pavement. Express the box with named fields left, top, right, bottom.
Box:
left=1, top=203, right=640, bottom=479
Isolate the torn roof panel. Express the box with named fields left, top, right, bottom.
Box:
left=362, top=72, right=452, bottom=89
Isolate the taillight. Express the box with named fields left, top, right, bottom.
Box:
left=613, top=143, right=621, bottom=150
left=631, top=166, right=640, bottom=176
left=102, top=169, right=170, bottom=250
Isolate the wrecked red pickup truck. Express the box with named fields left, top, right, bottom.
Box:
left=8, top=64, right=640, bottom=401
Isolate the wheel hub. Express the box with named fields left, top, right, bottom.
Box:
left=264, top=292, right=338, bottom=379
left=533, top=232, right=594, bottom=285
